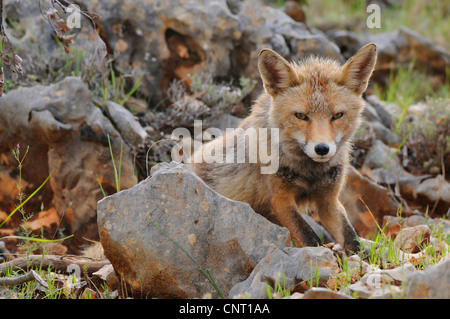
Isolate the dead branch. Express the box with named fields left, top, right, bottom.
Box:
left=0, top=269, right=48, bottom=287
left=39, top=0, right=99, bottom=52
left=0, top=254, right=110, bottom=276
left=0, top=0, right=102, bottom=96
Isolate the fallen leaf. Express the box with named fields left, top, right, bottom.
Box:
left=25, top=207, right=60, bottom=231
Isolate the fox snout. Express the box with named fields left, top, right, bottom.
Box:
left=315, top=144, right=330, bottom=156
left=295, top=119, right=341, bottom=163
left=303, top=140, right=337, bottom=162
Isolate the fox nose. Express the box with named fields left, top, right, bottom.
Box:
left=314, top=144, right=329, bottom=156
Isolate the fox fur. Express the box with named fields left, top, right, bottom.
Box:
left=189, top=43, right=377, bottom=253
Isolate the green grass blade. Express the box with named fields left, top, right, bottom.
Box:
left=118, top=140, right=123, bottom=192
left=107, top=134, right=120, bottom=192
left=96, top=174, right=107, bottom=198
left=265, top=282, right=273, bottom=299
left=0, top=234, right=73, bottom=242
left=120, top=76, right=143, bottom=106
left=0, top=173, right=51, bottom=228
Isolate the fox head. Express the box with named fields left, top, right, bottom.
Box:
left=258, top=43, right=377, bottom=163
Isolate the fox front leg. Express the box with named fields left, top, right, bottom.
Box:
left=272, top=204, right=322, bottom=248
left=317, top=199, right=360, bottom=254
left=270, top=185, right=322, bottom=247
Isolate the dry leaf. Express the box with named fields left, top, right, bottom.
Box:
left=45, top=7, right=58, bottom=19
left=25, top=207, right=60, bottom=231
left=62, top=33, right=76, bottom=44
left=55, top=18, right=72, bottom=32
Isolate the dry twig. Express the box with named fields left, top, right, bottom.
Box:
left=0, top=269, right=48, bottom=288
left=0, top=254, right=110, bottom=276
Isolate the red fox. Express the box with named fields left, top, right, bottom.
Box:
left=189, top=43, right=377, bottom=253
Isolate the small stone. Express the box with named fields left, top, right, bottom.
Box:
left=303, top=287, right=351, bottom=299
left=282, top=0, right=307, bottom=23
left=105, top=101, right=148, bottom=146
left=396, top=225, right=431, bottom=253
left=229, top=245, right=339, bottom=298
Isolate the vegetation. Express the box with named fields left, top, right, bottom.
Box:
left=0, top=146, right=75, bottom=299
left=305, top=0, right=449, bottom=51
left=262, top=214, right=450, bottom=299
left=397, top=97, right=450, bottom=176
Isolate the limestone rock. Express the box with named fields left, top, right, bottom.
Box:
left=383, top=215, right=450, bottom=237
left=0, top=77, right=137, bottom=251
left=362, top=140, right=412, bottom=184
left=97, top=162, right=290, bottom=298
left=401, top=175, right=450, bottom=215
left=405, top=257, right=450, bottom=299
left=395, top=225, right=431, bottom=254
left=69, top=0, right=343, bottom=102
left=349, top=263, right=416, bottom=299
left=105, top=101, right=148, bottom=146
left=364, top=27, right=450, bottom=88
left=329, top=27, right=450, bottom=88
left=339, top=165, right=401, bottom=237
left=365, top=95, right=396, bottom=129
left=303, top=287, right=351, bottom=299
left=229, top=244, right=339, bottom=298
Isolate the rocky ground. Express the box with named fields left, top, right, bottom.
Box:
left=96, top=162, right=450, bottom=299
left=0, top=0, right=448, bottom=299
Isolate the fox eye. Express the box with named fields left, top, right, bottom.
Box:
left=332, top=112, right=344, bottom=120
left=295, top=113, right=309, bottom=121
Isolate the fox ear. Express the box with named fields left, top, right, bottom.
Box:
left=258, top=49, right=299, bottom=96
left=339, top=43, right=377, bottom=95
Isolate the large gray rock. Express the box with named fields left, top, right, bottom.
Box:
left=339, top=165, right=401, bottom=237
left=97, top=162, right=290, bottom=298
left=105, top=101, right=148, bottom=146
left=228, top=244, right=339, bottom=298
left=362, top=138, right=450, bottom=214
left=0, top=77, right=137, bottom=251
left=234, top=0, right=343, bottom=81
left=69, top=0, right=342, bottom=102
left=364, top=27, right=450, bottom=88
left=362, top=139, right=411, bottom=184
left=399, top=175, right=450, bottom=215
left=404, top=257, right=450, bottom=299
left=329, top=27, right=450, bottom=88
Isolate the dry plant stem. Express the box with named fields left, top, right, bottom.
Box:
left=0, top=255, right=110, bottom=276
left=39, top=0, right=98, bottom=29
left=0, top=0, right=4, bottom=96
left=359, top=197, right=383, bottom=233
left=0, top=66, right=4, bottom=96
left=0, top=269, right=48, bottom=288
